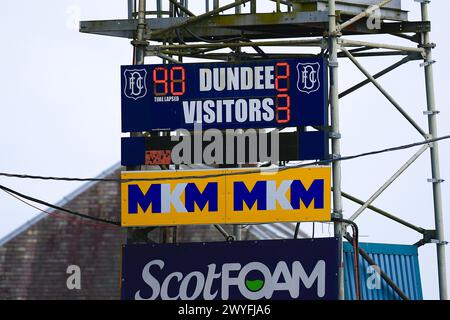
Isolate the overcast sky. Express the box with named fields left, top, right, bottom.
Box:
left=0, top=1, right=449, bottom=300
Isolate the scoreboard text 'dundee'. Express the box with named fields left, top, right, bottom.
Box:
left=121, top=58, right=328, bottom=132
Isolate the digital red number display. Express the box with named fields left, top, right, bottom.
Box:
left=275, top=62, right=291, bottom=124
left=153, top=66, right=186, bottom=97
left=170, top=66, right=186, bottom=96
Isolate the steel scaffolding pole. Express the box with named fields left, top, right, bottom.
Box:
left=127, top=0, right=148, bottom=245
left=127, top=0, right=134, bottom=19
left=135, top=0, right=146, bottom=64
left=250, top=0, right=256, bottom=13
left=341, top=39, right=425, bottom=53
left=420, top=0, right=448, bottom=300
left=328, top=0, right=345, bottom=300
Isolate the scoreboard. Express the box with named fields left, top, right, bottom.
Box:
left=121, top=58, right=328, bottom=132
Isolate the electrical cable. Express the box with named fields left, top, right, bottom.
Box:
left=0, top=135, right=447, bottom=229
left=1, top=188, right=118, bottom=229
left=0, top=173, right=118, bottom=182
left=0, top=184, right=120, bottom=227
left=0, top=134, right=448, bottom=183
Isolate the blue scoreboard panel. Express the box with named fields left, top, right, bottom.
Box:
left=121, top=58, right=328, bottom=132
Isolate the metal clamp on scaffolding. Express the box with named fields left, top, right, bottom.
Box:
left=423, top=110, right=440, bottom=116
left=415, top=230, right=448, bottom=247
left=428, top=178, right=445, bottom=183
left=420, top=59, right=436, bottom=67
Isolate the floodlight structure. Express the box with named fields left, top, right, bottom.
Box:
left=80, top=0, right=447, bottom=300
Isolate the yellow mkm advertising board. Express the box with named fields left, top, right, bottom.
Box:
left=121, top=167, right=331, bottom=227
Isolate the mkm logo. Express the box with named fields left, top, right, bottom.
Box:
left=121, top=167, right=331, bottom=226
left=128, top=179, right=323, bottom=214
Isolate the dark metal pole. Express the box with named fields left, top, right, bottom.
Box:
left=127, top=0, right=134, bottom=19
left=250, top=0, right=256, bottom=13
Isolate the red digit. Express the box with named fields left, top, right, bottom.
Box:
left=170, top=66, right=186, bottom=96
left=276, top=94, right=290, bottom=124
left=153, top=67, right=168, bottom=96
left=275, top=62, right=290, bottom=92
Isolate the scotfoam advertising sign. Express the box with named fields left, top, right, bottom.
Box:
left=121, top=238, right=339, bottom=300
left=121, top=58, right=327, bottom=132
left=121, top=167, right=331, bottom=227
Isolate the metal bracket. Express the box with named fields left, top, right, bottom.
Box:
left=329, top=132, right=341, bottom=139
left=417, top=229, right=448, bottom=246
left=329, top=61, right=339, bottom=68
left=419, top=43, right=436, bottom=49
left=330, top=154, right=341, bottom=160
left=428, top=178, right=445, bottom=183
left=430, top=239, right=449, bottom=245
left=415, top=229, right=436, bottom=247
left=420, top=60, right=436, bottom=67
left=332, top=210, right=343, bottom=220
left=414, top=0, right=431, bottom=4
left=131, top=39, right=149, bottom=46
left=324, top=31, right=342, bottom=38
left=320, top=39, right=328, bottom=50
left=423, top=110, right=440, bottom=116
left=146, top=45, right=161, bottom=55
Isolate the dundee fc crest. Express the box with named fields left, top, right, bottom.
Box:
left=124, top=68, right=147, bottom=100
left=296, top=62, right=321, bottom=94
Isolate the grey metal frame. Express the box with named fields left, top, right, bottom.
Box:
left=80, top=0, right=447, bottom=300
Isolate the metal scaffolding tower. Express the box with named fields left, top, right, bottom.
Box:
left=80, top=0, right=447, bottom=300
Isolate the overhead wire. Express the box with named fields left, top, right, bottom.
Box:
left=0, top=134, right=448, bottom=183
left=1, top=188, right=118, bottom=229
left=0, top=135, right=448, bottom=228
left=0, top=184, right=120, bottom=226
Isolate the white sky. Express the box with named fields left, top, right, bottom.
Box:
left=0, top=0, right=449, bottom=300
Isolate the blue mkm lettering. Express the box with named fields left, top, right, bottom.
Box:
left=233, top=179, right=324, bottom=211
left=185, top=182, right=218, bottom=212
left=233, top=181, right=267, bottom=211
left=290, top=179, right=324, bottom=209
left=128, top=184, right=162, bottom=214
left=128, top=179, right=324, bottom=214
left=128, top=182, right=219, bottom=214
